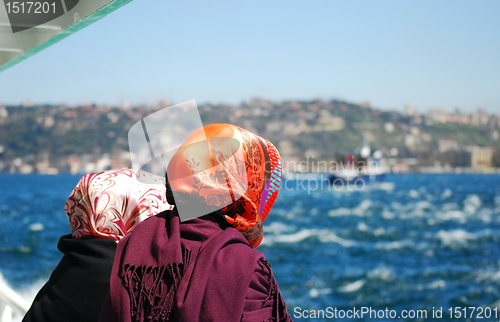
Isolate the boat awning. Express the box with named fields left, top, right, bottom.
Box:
left=0, top=0, right=132, bottom=72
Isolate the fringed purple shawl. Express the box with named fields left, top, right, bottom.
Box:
left=99, top=209, right=292, bottom=322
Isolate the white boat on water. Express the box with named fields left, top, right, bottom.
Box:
left=328, top=139, right=389, bottom=185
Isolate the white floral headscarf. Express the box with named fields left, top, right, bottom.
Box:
left=64, top=168, right=172, bottom=241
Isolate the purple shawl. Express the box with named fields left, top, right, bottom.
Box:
left=99, top=209, right=291, bottom=322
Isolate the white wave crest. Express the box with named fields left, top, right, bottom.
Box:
left=328, top=200, right=372, bottom=217
left=328, top=208, right=352, bottom=217
left=464, top=194, right=482, bottom=215
left=441, top=189, right=452, bottom=199
left=437, top=229, right=474, bottom=247
left=28, top=223, right=44, bottom=232
left=309, top=287, right=332, bottom=298
left=264, top=222, right=291, bottom=235
left=375, top=240, right=416, bottom=251
left=428, top=279, right=446, bottom=289
left=263, top=229, right=356, bottom=247
left=376, top=182, right=395, bottom=191
left=367, top=266, right=395, bottom=281
left=316, top=230, right=356, bottom=247
left=437, top=210, right=467, bottom=222
left=338, top=279, right=365, bottom=293
left=409, top=190, right=420, bottom=198
left=274, top=229, right=317, bottom=243
left=357, top=222, right=369, bottom=232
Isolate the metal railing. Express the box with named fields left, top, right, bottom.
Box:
left=0, top=277, right=29, bottom=322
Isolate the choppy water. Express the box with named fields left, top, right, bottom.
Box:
left=1, top=173, right=500, bottom=321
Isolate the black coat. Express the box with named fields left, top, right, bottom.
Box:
left=23, top=235, right=117, bottom=322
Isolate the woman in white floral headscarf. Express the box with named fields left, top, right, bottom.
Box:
left=23, top=169, right=171, bottom=322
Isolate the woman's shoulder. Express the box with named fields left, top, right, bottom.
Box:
left=213, top=227, right=266, bottom=263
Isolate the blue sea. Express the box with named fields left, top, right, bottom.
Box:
left=1, top=173, right=500, bottom=321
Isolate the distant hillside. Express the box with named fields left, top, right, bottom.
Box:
left=0, top=99, right=499, bottom=173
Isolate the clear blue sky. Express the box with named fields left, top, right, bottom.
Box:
left=0, top=0, right=499, bottom=112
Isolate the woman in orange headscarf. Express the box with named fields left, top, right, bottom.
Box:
left=100, top=124, right=292, bottom=322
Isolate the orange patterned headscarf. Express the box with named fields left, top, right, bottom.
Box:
left=166, top=124, right=282, bottom=248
